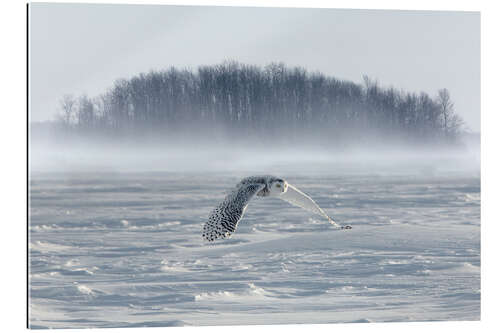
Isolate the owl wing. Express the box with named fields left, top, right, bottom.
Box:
left=278, top=184, right=342, bottom=228
left=203, top=183, right=266, bottom=241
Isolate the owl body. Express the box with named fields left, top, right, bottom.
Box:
left=202, top=175, right=348, bottom=242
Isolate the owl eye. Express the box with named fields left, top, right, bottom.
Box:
left=276, top=184, right=281, bottom=188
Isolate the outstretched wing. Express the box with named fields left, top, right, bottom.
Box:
left=203, top=183, right=265, bottom=241
left=278, top=184, right=341, bottom=228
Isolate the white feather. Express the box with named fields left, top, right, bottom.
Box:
left=279, top=184, right=341, bottom=228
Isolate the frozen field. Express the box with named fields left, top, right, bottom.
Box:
left=28, top=169, right=480, bottom=328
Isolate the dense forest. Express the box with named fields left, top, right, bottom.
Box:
left=51, top=61, right=464, bottom=145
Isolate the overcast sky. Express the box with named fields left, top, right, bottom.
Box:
left=30, top=3, right=480, bottom=131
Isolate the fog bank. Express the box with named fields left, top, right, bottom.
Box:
left=30, top=132, right=479, bottom=177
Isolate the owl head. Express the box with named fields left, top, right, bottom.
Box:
left=269, top=178, right=288, bottom=196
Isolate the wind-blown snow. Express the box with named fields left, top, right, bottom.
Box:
left=28, top=169, right=480, bottom=328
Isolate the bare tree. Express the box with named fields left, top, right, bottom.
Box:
left=77, top=95, right=95, bottom=130
left=58, top=94, right=76, bottom=127
left=437, top=88, right=454, bottom=137
left=447, top=113, right=465, bottom=141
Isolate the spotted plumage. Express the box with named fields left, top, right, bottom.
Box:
left=202, top=175, right=351, bottom=242
left=202, top=183, right=265, bottom=242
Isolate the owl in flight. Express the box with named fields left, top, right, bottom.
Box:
left=202, top=175, right=351, bottom=242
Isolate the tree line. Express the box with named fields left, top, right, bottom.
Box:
left=55, top=61, right=464, bottom=144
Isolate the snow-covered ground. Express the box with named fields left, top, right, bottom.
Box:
left=28, top=169, right=480, bottom=328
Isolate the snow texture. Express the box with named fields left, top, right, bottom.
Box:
left=29, top=170, right=480, bottom=328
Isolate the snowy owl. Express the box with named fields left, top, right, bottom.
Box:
left=202, top=175, right=351, bottom=241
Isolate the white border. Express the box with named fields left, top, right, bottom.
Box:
left=2, top=1, right=498, bottom=333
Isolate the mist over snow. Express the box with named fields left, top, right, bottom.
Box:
left=29, top=128, right=479, bottom=177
